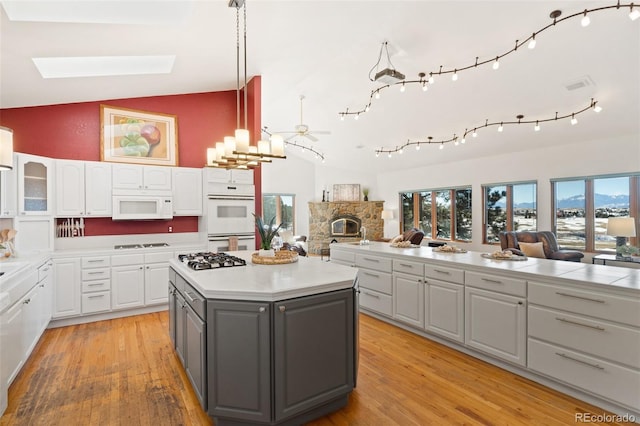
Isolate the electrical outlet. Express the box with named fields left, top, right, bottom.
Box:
left=168, top=226, right=173, bottom=233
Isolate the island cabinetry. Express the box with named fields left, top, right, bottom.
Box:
left=527, top=281, right=640, bottom=411
left=464, top=271, right=526, bottom=366
left=355, top=254, right=392, bottom=317
left=392, top=260, right=424, bottom=328
left=207, top=288, right=354, bottom=425
left=81, top=255, right=111, bottom=314
left=329, top=249, right=355, bottom=267
left=423, top=264, right=464, bottom=343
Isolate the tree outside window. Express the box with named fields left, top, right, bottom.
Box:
left=483, top=182, right=537, bottom=244
left=262, top=194, right=295, bottom=232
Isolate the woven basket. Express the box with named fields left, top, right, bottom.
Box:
left=251, top=250, right=299, bottom=265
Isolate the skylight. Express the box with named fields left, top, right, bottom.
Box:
left=32, top=55, right=176, bottom=79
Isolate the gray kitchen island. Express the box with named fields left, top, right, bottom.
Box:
left=168, top=252, right=359, bottom=426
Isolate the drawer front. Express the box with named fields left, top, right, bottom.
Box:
left=528, top=338, right=640, bottom=411
left=465, top=271, right=526, bottom=297
left=356, top=254, right=392, bottom=273
left=359, top=288, right=393, bottom=317
left=424, top=264, right=464, bottom=284
left=82, top=291, right=111, bottom=314
left=393, top=259, right=424, bottom=276
left=358, top=270, right=392, bottom=295
left=529, top=305, right=640, bottom=369
left=81, top=267, right=111, bottom=281
left=330, top=249, right=355, bottom=265
left=111, top=253, right=145, bottom=267
left=145, top=251, right=174, bottom=263
left=528, top=281, right=640, bottom=327
left=82, top=256, right=111, bottom=268
left=82, top=279, right=111, bottom=293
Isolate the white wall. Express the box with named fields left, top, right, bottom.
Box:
left=376, top=134, right=640, bottom=252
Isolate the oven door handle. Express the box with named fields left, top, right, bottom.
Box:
left=208, top=195, right=255, bottom=201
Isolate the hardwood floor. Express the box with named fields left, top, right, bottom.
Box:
left=1, top=312, right=626, bottom=425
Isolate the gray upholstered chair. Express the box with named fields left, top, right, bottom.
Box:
left=499, top=231, right=584, bottom=262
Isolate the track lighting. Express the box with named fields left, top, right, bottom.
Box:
left=374, top=99, right=599, bottom=157
left=581, top=10, right=591, bottom=26
left=259, top=127, right=321, bottom=162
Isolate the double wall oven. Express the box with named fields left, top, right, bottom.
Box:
left=207, top=181, right=256, bottom=251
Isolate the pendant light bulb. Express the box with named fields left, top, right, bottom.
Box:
left=439, top=143, right=444, bottom=150
left=497, top=123, right=504, bottom=132
left=534, top=121, right=541, bottom=132
left=452, top=70, right=458, bottom=81
left=365, top=105, right=370, bottom=112
left=415, top=143, right=420, bottom=151
left=630, top=6, right=640, bottom=20
left=235, top=129, right=250, bottom=153
left=581, top=11, right=590, bottom=27
left=355, top=113, right=359, bottom=120
left=388, top=152, right=392, bottom=158
left=428, top=74, right=434, bottom=84
left=398, top=148, right=403, bottom=154
left=528, top=34, right=537, bottom=49
left=492, top=58, right=500, bottom=70
left=375, top=151, right=380, bottom=158
left=570, top=115, right=578, bottom=125
left=400, top=83, right=406, bottom=93
left=461, top=137, right=466, bottom=144
left=375, top=91, right=381, bottom=99
left=472, top=130, right=478, bottom=138
left=593, top=104, right=603, bottom=113
left=340, top=114, right=345, bottom=121
left=422, top=82, right=428, bottom=92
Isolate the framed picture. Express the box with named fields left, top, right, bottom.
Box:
left=100, top=105, right=178, bottom=166
left=333, top=184, right=361, bottom=201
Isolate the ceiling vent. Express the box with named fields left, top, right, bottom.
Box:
left=565, top=75, right=595, bottom=91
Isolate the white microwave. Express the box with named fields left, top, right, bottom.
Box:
left=112, top=192, right=173, bottom=220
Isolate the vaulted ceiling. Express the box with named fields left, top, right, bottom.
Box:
left=1, top=1, right=638, bottom=173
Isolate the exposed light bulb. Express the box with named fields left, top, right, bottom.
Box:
left=415, top=143, right=420, bottom=150
left=461, top=137, right=466, bottom=144
left=375, top=91, right=381, bottom=99
left=398, top=148, right=403, bottom=154
left=630, top=7, right=640, bottom=20
left=571, top=115, right=578, bottom=125
left=439, top=144, right=444, bottom=150
left=534, top=121, right=541, bottom=131
left=593, top=104, right=603, bottom=113
left=375, top=151, right=380, bottom=157
left=400, top=84, right=406, bottom=93
left=492, top=58, right=500, bottom=70
left=528, top=36, right=537, bottom=49
left=354, top=113, right=359, bottom=120
left=472, top=130, right=478, bottom=138
left=388, top=152, right=392, bottom=158
left=322, top=158, right=325, bottom=163
left=428, top=75, right=434, bottom=84
left=422, top=82, right=428, bottom=92
left=365, top=105, right=370, bottom=112
left=498, top=123, right=504, bottom=132
left=454, top=140, right=459, bottom=146
left=452, top=71, right=458, bottom=81
left=340, top=114, right=345, bottom=121
left=581, top=13, right=590, bottom=27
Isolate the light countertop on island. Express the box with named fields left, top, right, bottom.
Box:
left=170, top=252, right=358, bottom=302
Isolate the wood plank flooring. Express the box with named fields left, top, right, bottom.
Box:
left=0, top=311, right=627, bottom=425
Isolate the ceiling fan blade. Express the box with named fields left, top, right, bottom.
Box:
left=309, top=130, right=331, bottom=135
left=271, top=130, right=297, bottom=135
left=284, top=134, right=298, bottom=142
left=304, top=134, right=319, bottom=142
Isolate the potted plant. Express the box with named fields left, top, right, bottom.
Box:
left=363, top=188, right=369, bottom=201
left=253, top=213, right=282, bottom=257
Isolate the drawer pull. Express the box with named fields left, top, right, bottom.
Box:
left=363, top=257, right=380, bottom=262
left=87, top=283, right=103, bottom=286
left=481, top=278, right=503, bottom=284
left=87, top=294, right=105, bottom=299
left=399, top=263, right=414, bottom=268
left=433, top=269, right=451, bottom=275
left=87, top=271, right=103, bottom=275
left=555, top=317, right=605, bottom=331
left=363, top=292, right=380, bottom=299
left=555, top=352, right=605, bottom=370
left=362, top=271, right=379, bottom=278
left=87, top=259, right=104, bottom=263
left=555, top=292, right=605, bottom=304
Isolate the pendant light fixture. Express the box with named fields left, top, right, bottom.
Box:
left=0, top=126, right=14, bottom=171
left=206, top=1, right=285, bottom=169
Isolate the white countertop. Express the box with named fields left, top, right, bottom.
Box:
left=0, top=251, right=52, bottom=313
left=333, top=242, right=640, bottom=291
left=170, top=252, right=358, bottom=302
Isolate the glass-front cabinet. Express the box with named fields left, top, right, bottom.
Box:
left=17, top=153, right=54, bottom=215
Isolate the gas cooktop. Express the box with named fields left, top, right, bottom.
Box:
left=179, top=252, right=247, bottom=270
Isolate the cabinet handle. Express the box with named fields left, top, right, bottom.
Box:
left=39, top=284, right=45, bottom=288
left=146, top=266, right=150, bottom=269
left=87, top=259, right=103, bottom=263
left=363, top=292, right=380, bottom=299
left=362, top=271, right=379, bottom=278
left=88, top=283, right=103, bottom=287
left=363, top=257, right=380, bottom=262
left=23, top=298, right=31, bottom=304
left=481, top=278, right=503, bottom=284
left=139, top=267, right=143, bottom=270
left=259, top=307, right=266, bottom=313
left=433, top=269, right=451, bottom=275
left=555, top=317, right=605, bottom=331
left=555, top=352, right=605, bottom=370
left=87, top=294, right=104, bottom=299
left=399, top=263, right=414, bottom=268
left=279, top=305, right=286, bottom=313
left=87, top=271, right=103, bottom=275
left=555, top=292, right=605, bottom=304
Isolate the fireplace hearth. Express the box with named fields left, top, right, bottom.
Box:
left=330, top=215, right=361, bottom=237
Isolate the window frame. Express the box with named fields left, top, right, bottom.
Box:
left=261, top=193, right=296, bottom=233
left=482, top=180, right=538, bottom=244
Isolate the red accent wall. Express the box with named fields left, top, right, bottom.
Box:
left=0, top=79, right=263, bottom=237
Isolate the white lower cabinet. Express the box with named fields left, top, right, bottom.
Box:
left=81, top=255, right=111, bottom=314
left=144, top=252, right=173, bottom=305
left=393, top=272, right=424, bottom=328
left=357, top=257, right=392, bottom=317
left=112, top=253, right=145, bottom=310
left=53, top=257, right=82, bottom=318
left=424, top=279, right=464, bottom=343
left=465, top=286, right=526, bottom=366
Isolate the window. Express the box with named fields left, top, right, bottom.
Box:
left=262, top=194, right=295, bottom=232
left=400, top=187, right=472, bottom=242
left=483, top=181, right=537, bottom=244
left=553, top=174, right=639, bottom=252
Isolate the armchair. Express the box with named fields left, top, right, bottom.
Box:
left=499, top=231, right=584, bottom=262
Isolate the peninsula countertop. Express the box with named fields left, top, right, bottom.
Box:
left=331, top=242, right=640, bottom=292
left=169, top=251, right=358, bottom=302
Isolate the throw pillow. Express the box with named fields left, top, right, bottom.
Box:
left=519, top=241, right=546, bottom=258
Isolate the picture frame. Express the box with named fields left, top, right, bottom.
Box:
left=333, top=184, right=361, bottom=201
left=100, top=105, right=178, bottom=166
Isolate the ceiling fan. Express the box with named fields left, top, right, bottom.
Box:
left=273, top=95, right=331, bottom=142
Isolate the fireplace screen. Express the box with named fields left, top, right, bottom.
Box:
left=330, top=216, right=361, bottom=237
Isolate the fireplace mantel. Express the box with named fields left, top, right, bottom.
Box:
left=308, top=201, right=384, bottom=254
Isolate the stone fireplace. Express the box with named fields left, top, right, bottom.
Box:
left=308, top=201, right=384, bottom=254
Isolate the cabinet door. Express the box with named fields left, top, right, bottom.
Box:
left=206, top=168, right=231, bottom=184
left=143, top=166, right=171, bottom=191
left=0, top=166, right=17, bottom=217
left=230, top=169, right=253, bottom=184
left=144, top=262, right=169, bottom=305
left=424, top=279, right=464, bottom=343
left=175, top=292, right=186, bottom=365
left=168, top=285, right=176, bottom=348
left=393, top=273, right=424, bottom=328
left=52, top=258, right=82, bottom=318
left=207, top=300, right=271, bottom=423
left=55, top=160, right=85, bottom=216
left=21, top=283, right=42, bottom=359
left=111, top=265, right=144, bottom=310
left=172, top=167, right=202, bottom=215
left=37, top=262, right=54, bottom=333
left=273, top=289, right=354, bottom=422
left=1, top=299, right=25, bottom=386
left=17, top=154, right=53, bottom=215
left=112, top=164, right=143, bottom=190
left=85, top=161, right=112, bottom=216
left=185, top=305, right=207, bottom=409
left=465, top=287, right=526, bottom=366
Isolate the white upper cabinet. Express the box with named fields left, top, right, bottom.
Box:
left=206, top=168, right=253, bottom=185
left=112, top=164, right=171, bottom=191
left=0, top=164, right=17, bottom=217
left=16, top=153, right=54, bottom=216
left=55, top=160, right=112, bottom=217
left=172, top=167, right=202, bottom=215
